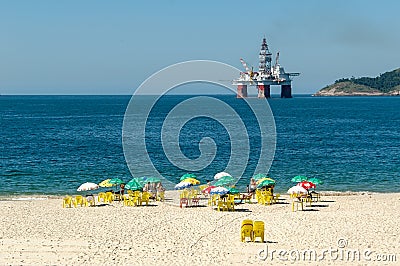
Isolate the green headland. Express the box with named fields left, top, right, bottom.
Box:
left=314, top=68, right=400, bottom=96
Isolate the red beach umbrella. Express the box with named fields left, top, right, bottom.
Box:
left=297, top=181, right=316, bottom=190
left=202, top=186, right=216, bottom=194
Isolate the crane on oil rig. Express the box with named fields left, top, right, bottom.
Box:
left=239, top=58, right=254, bottom=78
left=272, top=52, right=284, bottom=82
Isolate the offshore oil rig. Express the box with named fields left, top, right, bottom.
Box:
left=233, top=37, right=300, bottom=98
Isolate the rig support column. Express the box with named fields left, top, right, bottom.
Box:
left=237, top=85, right=248, bottom=98
left=281, top=85, right=292, bottom=98
left=257, top=84, right=271, bottom=98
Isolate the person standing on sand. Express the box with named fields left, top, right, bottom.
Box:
left=249, top=178, right=257, bottom=192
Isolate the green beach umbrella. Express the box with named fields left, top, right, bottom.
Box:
left=257, top=179, right=276, bottom=188
left=291, top=175, right=308, bottom=182
left=253, top=173, right=269, bottom=181
left=214, top=176, right=235, bottom=186
left=228, top=187, right=240, bottom=194
left=145, top=177, right=161, bottom=183
left=125, top=179, right=143, bottom=191
left=180, top=173, right=197, bottom=181
left=133, top=177, right=147, bottom=186
left=256, top=177, right=275, bottom=185
left=109, top=178, right=123, bottom=185
left=308, top=177, right=323, bottom=185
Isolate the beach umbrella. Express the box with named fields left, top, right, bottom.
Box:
left=146, top=177, right=161, bottom=183
left=291, top=175, right=308, bottom=182
left=214, top=176, right=235, bottom=186
left=287, top=186, right=308, bottom=195
left=125, top=179, right=143, bottom=191
left=228, top=187, right=240, bottom=194
left=99, top=179, right=113, bottom=188
left=214, top=172, right=232, bottom=180
left=133, top=177, right=147, bottom=186
left=181, top=178, right=200, bottom=185
left=256, top=177, right=276, bottom=185
left=77, top=182, right=99, bottom=192
left=257, top=179, right=276, bottom=188
left=175, top=181, right=192, bottom=190
left=210, top=186, right=229, bottom=195
left=308, top=177, right=323, bottom=185
left=109, top=178, right=123, bottom=185
left=253, top=173, right=269, bottom=181
left=297, top=181, right=316, bottom=190
left=202, top=185, right=216, bottom=194
left=180, top=173, right=197, bottom=181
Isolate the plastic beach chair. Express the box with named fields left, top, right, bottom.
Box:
left=97, top=192, right=107, bottom=203
left=105, top=192, right=114, bottom=203
left=62, top=196, right=73, bottom=208
left=241, top=219, right=254, bottom=242
left=72, top=195, right=88, bottom=207
left=140, top=192, right=150, bottom=206
left=253, top=221, right=265, bottom=243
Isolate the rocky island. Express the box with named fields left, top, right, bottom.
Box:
left=314, top=68, right=400, bottom=96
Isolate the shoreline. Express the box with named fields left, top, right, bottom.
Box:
left=0, top=190, right=397, bottom=201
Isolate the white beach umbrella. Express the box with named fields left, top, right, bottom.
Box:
left=214, top=172, right=232, bottom=180
left=77, top=182, right=99, bottom=192
left=287, top=186, right=308, bottom=195
left=210, top=186, right=229, bottom=195
left=174, top=181, right=192, bottom=190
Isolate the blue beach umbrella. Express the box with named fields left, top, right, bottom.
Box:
left=174, top=181, right=192, bottom=190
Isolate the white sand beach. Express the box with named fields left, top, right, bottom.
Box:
left=0, top=192, right=399, bottom=265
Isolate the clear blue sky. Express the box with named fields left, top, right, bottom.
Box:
left=1, top=0, right=400, bottom=95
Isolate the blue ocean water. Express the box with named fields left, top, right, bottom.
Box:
left=1, top=95, right=399, bottom=195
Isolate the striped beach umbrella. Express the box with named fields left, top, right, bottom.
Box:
left=214, top=172, right=232, bottom=180
left=180, top=173, right=197, bottom=181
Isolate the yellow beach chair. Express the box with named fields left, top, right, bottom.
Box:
left=97, top=192, right=108, bottom=204
left=241, top=219, right=254, bottom=242
left=62, top=196, right=73, bottom=208
left=157, top=191, right=165, bottom=201
left=72, top=195, right=88, bottom=207
left=105, top=192, right=114, bottom=203
left=253, top=221, right=265, bottom=243
left=140, top=192, right=150, bottom=206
